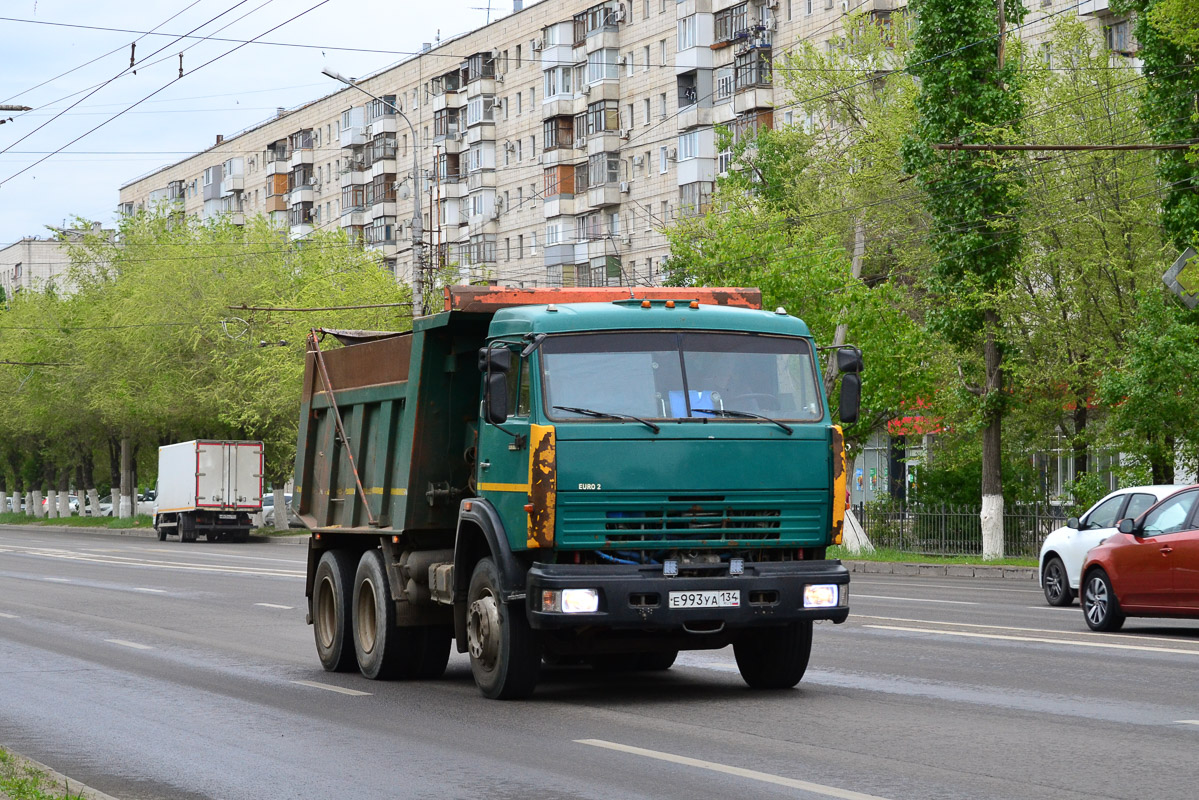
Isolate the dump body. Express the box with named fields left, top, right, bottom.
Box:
left=154, top=440, right=263, bottom=542
left=295, top=286, right=853, bottom=697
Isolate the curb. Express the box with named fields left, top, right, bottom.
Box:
left=0, top=748, right=122, bottom=800
left=0, top=523, right=310, bottom=546
left=842, top=559, right=1037, bottom=581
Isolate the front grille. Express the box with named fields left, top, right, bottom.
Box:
left=558, top=491, right=825, bottom=548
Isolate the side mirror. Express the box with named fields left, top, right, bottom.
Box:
left=1117, top=518, right=1136, bottom=535
left=838, top=373, right=861, bottom=425
left=836, top=347, right=863, bottom=374
left=478, top=346, right=511, bottom=374
left=484, top=371, right=509, bottom=424
left=1066, top=516, right=1080, bottom=530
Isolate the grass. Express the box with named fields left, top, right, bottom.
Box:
left=829, top=545, right=1039, bottom=568
left=0, top=511, right=154, bottom=529
left=0, top=748, right=86, bottom=800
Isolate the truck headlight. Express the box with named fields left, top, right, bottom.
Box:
left=803, top=584, right=840, bottom=608
left=541, top=588, right=599, bottom=613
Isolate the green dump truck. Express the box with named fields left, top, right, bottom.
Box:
left=295, top=285, right=860, bottom=699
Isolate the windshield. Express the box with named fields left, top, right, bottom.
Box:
left=540, top=331, right=823, bottom=422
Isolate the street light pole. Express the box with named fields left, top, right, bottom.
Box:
left=322, top=68, right=424, bottom=317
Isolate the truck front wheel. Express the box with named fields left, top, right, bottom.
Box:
left=466, top=557, right=540, bottom=699
left=734, top=621, right=813, bottom=690
left=352, top=549, right=451, bottom=680
left=313, top=549, right=357, bottom=672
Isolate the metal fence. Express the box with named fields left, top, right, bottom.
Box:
left=854, top=502, right=1068, bottom=558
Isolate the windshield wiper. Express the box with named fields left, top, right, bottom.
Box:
left=692, top=408, right=793, bottom=435
left=552, top=405, right=660, bottom=434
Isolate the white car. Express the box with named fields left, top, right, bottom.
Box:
left=1038, top=485, right=1178, bottom=606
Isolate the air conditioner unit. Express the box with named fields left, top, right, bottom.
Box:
left=531, top=39, right=544, bottom=51
left=620, top=128, right=631, bottom=139
left=632, top=155, right=644, bottom=167
left=496, top=73, right=505, bottom=83
left=613, top=7, right=626, bottom=22
left=574, top=137, right=586, bottom=149
left=840, top=0, right=848, bottom=11
left=495, top=196, right=504, bottom=209
left=619, top=181, right=630, bottom=193
left=618, top=55, right=628, bottom=66
left=667, top=147, right=678, bottom=161
left=581, top=85, right=591, bottom=95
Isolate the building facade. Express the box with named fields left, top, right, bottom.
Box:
left=0, top=224, right=112, bottom=298
left=118, top=0, right=1129, bottom=301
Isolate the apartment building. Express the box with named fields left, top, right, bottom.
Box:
left=118, top=0, right=1129, bottom=299
left=0, top=223, right=113, bottom=298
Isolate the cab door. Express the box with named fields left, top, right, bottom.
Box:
left=476, top=350, right=531, bottom=550
left=1166, top=506, right=1199, bottom=609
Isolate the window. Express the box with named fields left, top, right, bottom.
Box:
left=659, top=146, right=669, bottom=173
left=715, top=67, right=734, bottom=102
left=588, top=152, right=621, bottom=185
left=715, top=3, right=749, bottom=42
left=586, top=100, right=620, bottom=134
left=516, top=92, right=523, bottom=115
left=643, top=98, right=651, bottom=125
left=679, top=181, right=713, bottom=216
left=1142, top=491, right=1198, bottom=536
left=806, top=0, right=813, bottom=15
left=659, top=39, right=667, bottom=65
left=1124, top=493, right=1157, bottom=521
left=470, top=233, right=497, bottom=263
left=366, top=97, right=395, bottom=122
left=515, top=45, right=522, bottom=69
left=677, top=15, right=697, bottom=50
left=434, top=108, right=461, bottom=137
left=735, top=49, right=772, bottom=90
left=544, top=66, right=573, bottom=97
left=1105, top=19, right=1132, bottom=54
left=544, top=165, right=575, bottom=197
left=466, top=95, right=496, bottom=125
left=678, top=130, right=699, bottom=161
left=626, top=51, right=635, bottom=77
left=659, top=92, right=668, bottom=119
left=643, top=45, right=651, bottom=72
left=587, top=49, right=620, bottom=83
left=464, top=52, right=496, bottom=82
left=341, top=184, right=365, bottom=211
left=544, top=116, right=573, bottom=150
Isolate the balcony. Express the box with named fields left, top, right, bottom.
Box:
left=340, top=125, right=366, bottom=148
left=466, top=122, right=496, bottom=145
left=734, top=87, right=774, bottom=115
left=587, top=184, right=622, bottom=209
left=678, top=104, right=715, bottom=131
left=367, top=117, right=398, bottom=138
left=220, top=174, right=244, bottom=196
left=289, top=223, right=314, bottom=239
left=677, top=157, right=716, bottom=186
left=289, top=149, right=314, bottom=168
left=467, top=170, right=497, bottom=191
left=266, top=159, right=288, bottom=177
left=371, top=158, right=397, bottom=178
left=341, top=210, right=367, bottom=228
left=543, top=195, right=576, bottom=218
left=438, top=181, right=466, bottom=200
left=265, top=195, right=288, bottom=213
left=369, top=200, right=398, bottom=219
left=588, top=133, right=624, bottom=156
left=290, top=185, right=315, bottom=204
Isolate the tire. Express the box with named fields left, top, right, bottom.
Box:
left=734, top=621, right=813, bottom=689
left=313, top=549, right=358, bottom=672
left=1082, top=569, right=1126, bottom=632
left=156, top=516, right=167, bottom=542
left=466, top=557, right=540, bottom=699
left=352, top=550, right=452, bottom=680
left=1042, top=556, right=1073, bottom=606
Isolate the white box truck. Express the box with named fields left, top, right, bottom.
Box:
left=154, top=440, right=263, bottom=542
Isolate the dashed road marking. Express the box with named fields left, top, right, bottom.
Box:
left=255, top=603, right=294, bottom=609
left=291, top=680, right=371, bottom=696
left=45, top=577, right=71, bottom=583
left=854, top=594, right=978, bottom=606
left=105, top=639, right=153, bottom=650
left=134, top=588, right=165, bottom=593
left=1176, top=720, right=1199, bottom=726
left=576, top=739, right=893, bottom=800
left=853, top=614, right=1199, bottom=647
left=0, top=612, right=17, bottom=619
left=864, top=625, right=1199, bottom=656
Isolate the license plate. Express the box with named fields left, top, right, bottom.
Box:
left=668, top=590, right=740, bottom=609
left=219, top=514, right=236, bottom=520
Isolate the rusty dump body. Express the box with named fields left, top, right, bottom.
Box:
left=293, top=285, right=763, bottom=536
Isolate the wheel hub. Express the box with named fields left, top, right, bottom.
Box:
left=467, top=591, right=500, bottom=669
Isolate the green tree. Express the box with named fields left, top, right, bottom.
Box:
left=902, top=0, right=1028, bottom=558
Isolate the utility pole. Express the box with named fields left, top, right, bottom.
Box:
left=322, top=69, right=425, bottom=317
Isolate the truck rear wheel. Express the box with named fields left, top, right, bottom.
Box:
left=734, top=621, right=812, bottom=690
left=352, top=550, right=452, bottom=680
left=466, top=557, right=540, bottom=699
left=313, top=549, right=357, bottom=672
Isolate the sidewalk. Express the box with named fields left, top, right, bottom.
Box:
left=842, top=559, right=1037, bottom=581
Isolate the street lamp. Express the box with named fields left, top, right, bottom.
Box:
left=322, top=68, right=425, bottom=317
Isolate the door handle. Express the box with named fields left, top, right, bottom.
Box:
left=480, top=460, right=491, bottom=470
left=1160, top=546, right=1173, bottom=555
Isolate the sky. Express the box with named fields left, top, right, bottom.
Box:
left=0, top=0, right=533, bottom=247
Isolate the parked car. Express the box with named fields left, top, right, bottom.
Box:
left=1038, top=485, right=1177, bottom=606
left=1081, top=485, right=1199, bottom=630
left=41, top=495, right=80, bottom=513
left=260, top=493, right=298, bottom=528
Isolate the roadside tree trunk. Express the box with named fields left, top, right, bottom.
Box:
left=58, top=469, right=71, bottom=517
left=273, top=487, right=288, bottom=531
left=43, top=463, right=57, bottom=520
left=980, top=310, right=1005, bottom=560
left=119, top=436, right=134, bottom=519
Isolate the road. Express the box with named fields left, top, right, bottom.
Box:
left=0, top=526, right=1196, bottom=800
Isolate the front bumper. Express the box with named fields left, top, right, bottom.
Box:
left=526, top=559, right=849, bottom=631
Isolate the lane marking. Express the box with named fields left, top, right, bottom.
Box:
left=133, top=587, right=165, bottom=593
left=291, top=680, right=371, bottom=696
left=0, top=612, right=17, bottom=619
left=1176, top=720, right=1199, bottom=726
left=105, top=639, right=153, bottom=650
left=45, top=577, right=71, bottom=582
left=854, top=594, right=978, bottom=606
left=3, top=545, right=304, bottom=578
left=576, top=739, right=892, bottom=800
left=255, top=602, right=294, bottom=610
left=853, top=614, right=1199, bottom=646
left=864, top=625, right=1199, bottom=656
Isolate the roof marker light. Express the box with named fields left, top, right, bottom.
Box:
left=775, top=307, right=787, bottom=315
left=641, top=300, right=652, bottom=308
left=546, top=304, right=558, bottom=312
left=689, top=301, right=699, bottom=309
left=665, top=300, right=675, bottom=308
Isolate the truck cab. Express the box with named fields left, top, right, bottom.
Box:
left=296, top=287, right=858, bottom=698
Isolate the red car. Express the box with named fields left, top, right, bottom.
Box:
left=1081, top=485, right=1199, bottom=631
